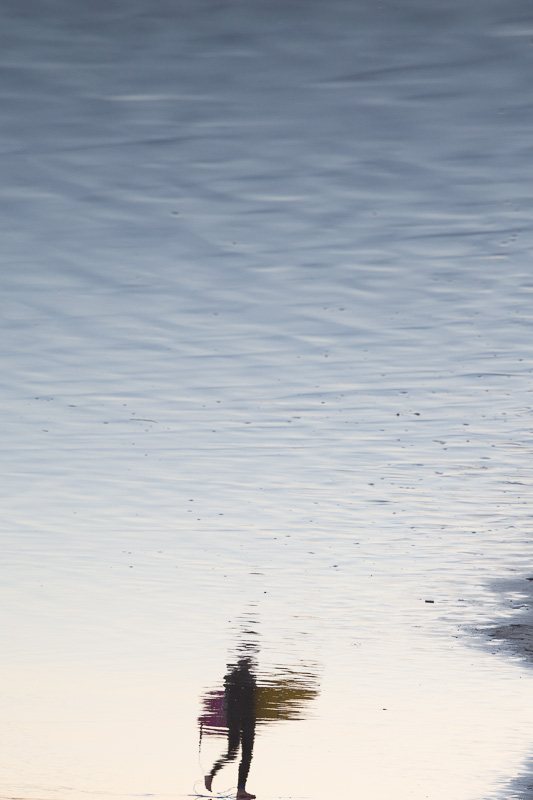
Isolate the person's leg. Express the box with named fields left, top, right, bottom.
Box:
left=236, top=710, right=256, bottom=798
left=205, top=713, right=240, bottom=791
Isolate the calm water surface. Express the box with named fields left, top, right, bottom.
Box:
left=2, top=1, right=533, bottom=798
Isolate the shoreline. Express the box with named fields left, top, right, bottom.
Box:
left=481, top=576, right=533, bottom=799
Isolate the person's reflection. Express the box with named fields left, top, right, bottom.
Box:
left=204, top=655, right=257, bottom=800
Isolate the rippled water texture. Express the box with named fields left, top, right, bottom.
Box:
left=2, top=1, right=533, bottom=798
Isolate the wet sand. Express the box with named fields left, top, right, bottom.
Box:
left=485, top=578, right=533, bottom=664
left=3, top=1, right=533, bottom=797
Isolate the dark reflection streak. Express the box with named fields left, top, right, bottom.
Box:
left=0, top=135, right=188, bottom=159
left=402, top=228, right=526, bottom=240
left=327, top=55, right=494, bottom=84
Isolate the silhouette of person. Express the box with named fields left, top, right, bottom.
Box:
left=204, top=656, right=256, bottom=799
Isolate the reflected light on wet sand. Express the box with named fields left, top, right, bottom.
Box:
left=2, top=0, right=533, bottom=798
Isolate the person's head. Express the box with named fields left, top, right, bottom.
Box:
left=236, top=656, right=253, bottom=671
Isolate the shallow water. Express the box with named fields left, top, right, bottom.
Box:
left=2, top=1, right=533, bottom=798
